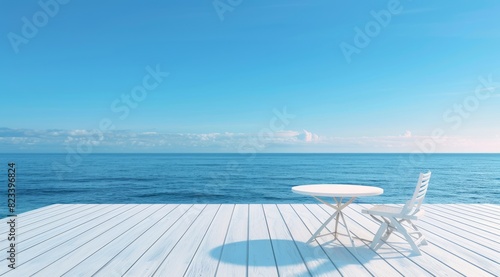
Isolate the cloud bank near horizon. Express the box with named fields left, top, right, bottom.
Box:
left=1, top=127, right=499, bottom=153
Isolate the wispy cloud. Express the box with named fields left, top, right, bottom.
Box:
left=314, top=134, right=500, bottom=153
left=401, top=130, right=412, bottom=138
left=0, top=128, right=320, bottom=152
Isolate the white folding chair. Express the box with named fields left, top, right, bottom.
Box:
left=362, top=171, right=431, bottom=255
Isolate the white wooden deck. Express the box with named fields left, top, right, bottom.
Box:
left=1, top=204, right=499, bottom=276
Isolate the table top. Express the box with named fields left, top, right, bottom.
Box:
left=292, top=184, right=383, bottom=197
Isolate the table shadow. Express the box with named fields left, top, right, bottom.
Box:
left=211, top=239, right=379, bottom=275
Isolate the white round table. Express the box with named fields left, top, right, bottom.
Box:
left=292, top=184, right=383, bottom=246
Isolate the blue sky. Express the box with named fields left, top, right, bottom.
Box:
left=1, top=0, right=499, bottom=153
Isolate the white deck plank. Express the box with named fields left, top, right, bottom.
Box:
left=114, top=204, right=207, bottom=277
left=150, top=204, right=221, bottom=276
left=247, top=204, right=279, bottom=277
left=216, top=204, right=249, bottom=277
left=263, top=204, right=311, bottom=276
left=424, top=205, right=500, bottom=237
left=61, top=204, right=180, bottom=277
left=0, top=205, right=132, bottom=262
left=1, top=204, right=121, bottom=254
left=428, top=204, right=499, bottom=229
left=3, top=204, right=62, bottom=221
left=454, top=204, right=500, bottom=219
left=355, top=204, right=496, bottom=277
left=435, top=204, right=500, bottom=224
left=481, top=204, right=500, bottom=211
left=452, top=203, right=500, bottom=215
left=277, top=204, right=341, bottom=277
left=0, top=204, right=94, bottom=237
left=0, top=204, right=63, bottom=227
left=32, top=205, right=170, bottom=276
left=464, top=205, right=500, bottom=223
left=415, top=216, right=500, bottom=266
left=183, top=204, right=235, bottom=277
left=17, top=204, right=63, bottom=216
left=292, top=204, right=372, bottom=276
left=0, top=204, right=147, bottom=276
left=415, top=223, right=499, bottom=275
left=0, top=204, right=116, bottom=250
left=91, top=204, right=198, bottom=276
left=421, top=209, right=500, bottom=252
left=0, top=204, right=132, bottom=273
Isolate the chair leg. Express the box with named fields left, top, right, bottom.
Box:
left=420, top=236, right=428, bottom=246
left=391, top=218, right=421, bottom=255
left=370, top=222, right=388, bottom=250
left=381, top=228, right=393, bottom=242
left=408, top=220, right=427, bottom=245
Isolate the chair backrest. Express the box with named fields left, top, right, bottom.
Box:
left=402, top=171, right=432, bottom=216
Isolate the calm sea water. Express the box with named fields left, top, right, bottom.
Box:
left=2, top=153, right=499, bottom=216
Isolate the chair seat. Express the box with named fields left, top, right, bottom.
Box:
left=362, top=204, right=424, bottom=220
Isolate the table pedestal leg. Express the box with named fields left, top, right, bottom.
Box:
left=340, top=208, right=355, bottom=247
left=307, top=210, right=339, bottom=243
left=334, top=212, right=340, bottom=238
left=307, top=196, right=357, bottom=248
left=333, top=197, right=342, bottom=238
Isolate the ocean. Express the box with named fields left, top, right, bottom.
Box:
left=2, top=153, right=499, bottom=216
